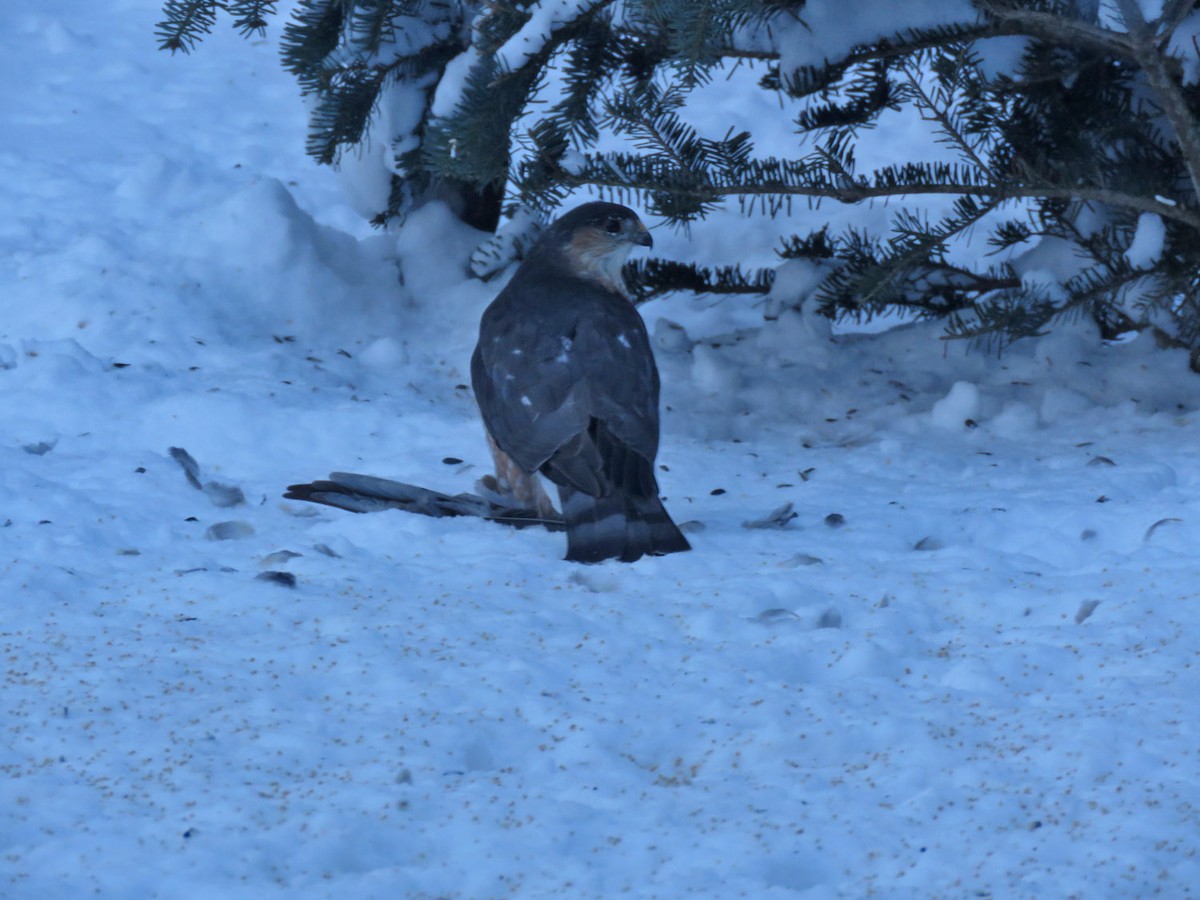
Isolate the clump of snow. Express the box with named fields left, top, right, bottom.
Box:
left=1012, top=236, right=1082, bottom=304
left=1033, top=314, right=1101, bottom=368
left=772, top=0, right=976, bottom=81
left=469, top=205, right=545, bottom=279
left=492, top=0, right=599, bottom=73
left=930, top=380, right=981, bottom=429
left=1039, top=384, right=1091, bottom=422
left=331, top=68, right=441, bottom=223
left=763, top=258, right=829, bottom=323
left=359, top=336, right=410, bottom=369
left=1125, top=212, right=1166, bottom=268
left=989, top=399, right=1039, bottom=436
left=1168, top=11, right=1200, bottom=83
left=430, top=45, right=481, bottom=118
left=1137, top=0, right=1167, bottom=21
left=976, top=35, right=1031, bottom=78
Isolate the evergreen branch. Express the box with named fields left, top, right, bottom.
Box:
left=541, top=15, right=622, bottom=145
left=308, top=37, right=462, bottom=165
left=306, top=63, right=389, bottom=164
left=626, top=258, right=775, bottom=300
left=607, top=88, right=700, bottom=174
left=487, top=0, right=620, bottom=65
left=805, top=182, right=1199, bottom=230
left=669, top=0, right=719, bottom=83
left=561, top=156, right=1200, bottom=231
left=156, top=1, right=220, bottom=52
left=1160, top=0, right=1198, bottom=41
left=853, top=196, right=1005, bottom=310
left=444, top=0, right=628, bottom=206
left=942, top=288, right=1056, bottom=349
left=157, top=0, right=276, bottom=51
left=1113, top=0, right=1200, bottom=213
left=280, top=1, right=344, bottom=88
left=348, top=0, right=394, bottom=53
left=155, top=0, right=1200, bottom=354
left=777, top=227, right=837, bottom=261
left=792, top=60, right=901, bottom=130
left=924, top=263, right=1022, bottom=295
left=977, top=2, right=1135, bottom=56
left=845, top=22, right=1005, bottom=68
left=770, top=22, right=1007, bottom=99
left=896, top=55, right=991, bottom=174
left=800, top=194, right=1013, bottom=324
left=1062, top=261, right=1158, bottom=315
left=227, top=0, right=276, bottom=36
left=947, top=255, right=1162, bottom=349
left=628, top=0, right=778, bottom=83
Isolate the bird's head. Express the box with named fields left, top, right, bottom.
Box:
left=544, top=202, right=653, bottom=293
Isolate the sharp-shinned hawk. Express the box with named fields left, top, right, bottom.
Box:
left=471, top=202, right=691, bottom=563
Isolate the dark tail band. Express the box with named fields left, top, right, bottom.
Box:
left=559, top=486, right=690, bottom=563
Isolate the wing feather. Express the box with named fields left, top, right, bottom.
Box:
left=472, top=269, right=660, bottom=485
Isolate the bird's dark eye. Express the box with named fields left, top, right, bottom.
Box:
left=604, top=217, right=623, bottom=235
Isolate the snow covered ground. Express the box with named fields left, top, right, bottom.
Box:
left=3, top=3, right=1199, bottom=897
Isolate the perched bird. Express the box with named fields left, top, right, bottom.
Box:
left=471, top=201, right=691, bottom=563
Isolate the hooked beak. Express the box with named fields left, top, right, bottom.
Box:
left=631, top=221, right=653, bottom=248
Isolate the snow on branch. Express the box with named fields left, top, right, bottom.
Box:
left=491, top=0, right=611, bottom=73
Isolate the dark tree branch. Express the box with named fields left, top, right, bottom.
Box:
left=977, top=2, right=1136, bottom=56
left=568, top=166, right=1200, bottom=231
left=1114, top=0, right=1200, bottom=209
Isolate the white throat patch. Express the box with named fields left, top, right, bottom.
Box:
left=565, top=230, right=635, bottom=295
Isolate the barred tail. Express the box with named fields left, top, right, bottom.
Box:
left=559, top=486, right=690, bottom=564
